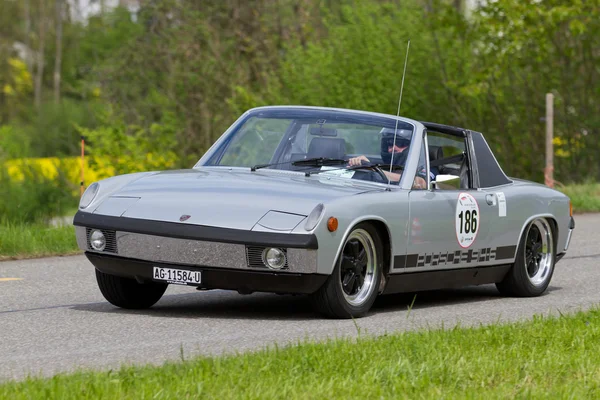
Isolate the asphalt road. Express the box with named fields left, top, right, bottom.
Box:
left=1, top=214, right=599, bottom=381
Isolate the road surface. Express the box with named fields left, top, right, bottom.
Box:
left=0, top=214, right=598, bottom=381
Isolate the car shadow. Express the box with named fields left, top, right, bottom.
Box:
left=372, top=284, right=562, bottom=315
left=71, top=291, right=320, bottom=321
left=70, top=284, right=562, bottom=321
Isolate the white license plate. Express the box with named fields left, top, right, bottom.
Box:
left=152, top=267, right=201, bottom=285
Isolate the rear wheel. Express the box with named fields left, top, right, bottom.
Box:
left=496, top=218, right=555, bottom=296
left=311, top=223, right=383, bottom=318
left=96, top=269, right=168, bottom=309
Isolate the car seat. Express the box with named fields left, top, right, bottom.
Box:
left=459, top=155, right=471, bottom=189
left=306, top=137, right=347, bottom=159
left=428, top=146, right=443, bottom=162
left=428, top=146, right=443, bottom=177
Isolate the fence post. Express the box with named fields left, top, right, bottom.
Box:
left=544, top=93, right=554, bottom=187
left=80, top=135, right=85, bottom=196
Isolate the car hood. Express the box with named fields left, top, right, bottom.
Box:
left=93, top=168, right=383, bottom=230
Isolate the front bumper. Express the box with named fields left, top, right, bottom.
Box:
left=87, top=252, right=328, bottom=294
left=74, top=211, right=319, bottom=274
left=75, top=226, right=318, bottom=274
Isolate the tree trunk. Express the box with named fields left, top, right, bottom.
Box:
left=24, top=0, right=32, bottom=71
left=34, top=0, right=47, bottom=110
left=54, top=0, right=63, bottom=103
left=200, top=101, right=211, bottom=152
left=453, top=0, right=464, bottom=14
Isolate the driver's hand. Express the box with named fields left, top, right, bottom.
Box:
left=412, top=176, right=427, bottom=189
left=348, top=155, right=370, bottom=166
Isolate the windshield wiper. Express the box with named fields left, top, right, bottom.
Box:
left=250, top=161, right=292, bottom=171
left=291, top=157, right=347, bottom=167
left=306, top=162, right=404, bottom=178
left=297, top=159, right=393, bottom=177
left=251, top=158, right=398, bottom=177
left=251, top=158, right=347, bottom=172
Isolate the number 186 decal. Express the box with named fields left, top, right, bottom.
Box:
left=456, top=192, right=479, bottom=248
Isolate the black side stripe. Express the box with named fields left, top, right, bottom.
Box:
left=495, top=245, right=517, bottom=260
left=395, top=245, right=517, bottom=269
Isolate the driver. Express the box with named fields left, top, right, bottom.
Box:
left=348, top=128, right=426, bottom=188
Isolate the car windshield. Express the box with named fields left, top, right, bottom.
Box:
left=203, top=108, right=415, bottom=172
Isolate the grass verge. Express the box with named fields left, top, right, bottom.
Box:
left=558, top=182, right=600, bottom=213
left=0, top=223, right=79, bottom=260
left=2, top=308, right=600, bottom=398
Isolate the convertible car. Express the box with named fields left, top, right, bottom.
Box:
left=74, top=106, right=575, bottom=318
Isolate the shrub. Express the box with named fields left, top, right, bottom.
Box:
left=77, top=109, right=179, bottom=179
left=0, top=158, right=77, bottom=224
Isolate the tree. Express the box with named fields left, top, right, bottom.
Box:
left=53, top=0, right=63, bottom=103
left=34, top=0, right=47, bottom=110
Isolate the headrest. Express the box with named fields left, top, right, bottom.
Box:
left=307, top=137, right=347, bottom=160
left=429, top=146, right=443, bottom=161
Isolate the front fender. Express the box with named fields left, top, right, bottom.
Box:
left=299, top=190, right=409, bottom=275
left=80, top=171, right=159, bottom=213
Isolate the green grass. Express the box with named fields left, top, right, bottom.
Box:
left=0, top=223, right=79, bottom=260
left=2, top=309, right=600, bottom=399
left=558, top=182, right=600, bottom=213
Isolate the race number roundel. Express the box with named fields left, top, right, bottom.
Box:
left=455, top=192, right=479, bottom=248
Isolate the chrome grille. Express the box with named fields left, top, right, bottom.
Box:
left=245, top=246, right=289, bottom=269
left=86, top=228, right=118, bottom=254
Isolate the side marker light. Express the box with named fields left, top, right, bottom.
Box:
left=327, top=217, right=338, bottom=232
left=569, top=201, right=573, bottom=217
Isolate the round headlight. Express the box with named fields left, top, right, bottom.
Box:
left=90, top=230, right=106, bottom=251
left=263, top=248, right=286, bottom=269
left=80, top=182, right=99, bottom=209
left=304, top=203, right=324, bottom=231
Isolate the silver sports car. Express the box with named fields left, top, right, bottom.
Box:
left=74, top=106, right=575, bottom=318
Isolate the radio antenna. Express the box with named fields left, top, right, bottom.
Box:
left=387, top=39, right=411, bottom=190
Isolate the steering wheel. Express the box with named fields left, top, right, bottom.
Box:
left=351, top=160, right=390, bottom=184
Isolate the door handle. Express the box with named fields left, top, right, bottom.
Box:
left=485, top=194, right=496, bottom=206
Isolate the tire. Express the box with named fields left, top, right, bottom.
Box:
left=496, top=218, right=555, bottom=297
left=96, top=269, right=168, bottom=309
left=310, top=222, right=383, bottom=318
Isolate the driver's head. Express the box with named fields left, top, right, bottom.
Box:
left=380, top=128, right=412, bottom=165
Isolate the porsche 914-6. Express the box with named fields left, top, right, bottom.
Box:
left=74, top=106, right=575, bottom=318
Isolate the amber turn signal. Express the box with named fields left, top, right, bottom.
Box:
left=569, top=201, right=573, bottom=217
left=327, top=217, right=338, bottom=232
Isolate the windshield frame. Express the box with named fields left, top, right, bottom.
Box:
left=195, top=106, right=422, bottom=189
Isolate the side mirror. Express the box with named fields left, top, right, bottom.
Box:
left=431, top=174, right=461, bottom=190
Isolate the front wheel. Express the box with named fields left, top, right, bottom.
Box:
left=496, top=218, right=555, bottom=297
left=310, top=223, right=383, bottom=318
left=96, top=269, right=168, bottom=309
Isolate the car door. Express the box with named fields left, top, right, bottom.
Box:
left=405, top=130, right=498, bottom=271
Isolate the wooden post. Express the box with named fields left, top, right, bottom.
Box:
left=544, top=93, right=554, bottom=187
left=80, top=136, right=85, bottom=197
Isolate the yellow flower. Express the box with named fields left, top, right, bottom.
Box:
left=2, top=84, right=14, bottom=96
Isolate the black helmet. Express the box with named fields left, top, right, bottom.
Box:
left=380, top=128, right=412, bottom=165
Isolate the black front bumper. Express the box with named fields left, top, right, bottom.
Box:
left=74, top=211, right=318, bottom=249
left=86, top=252, right=328, bottom=295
